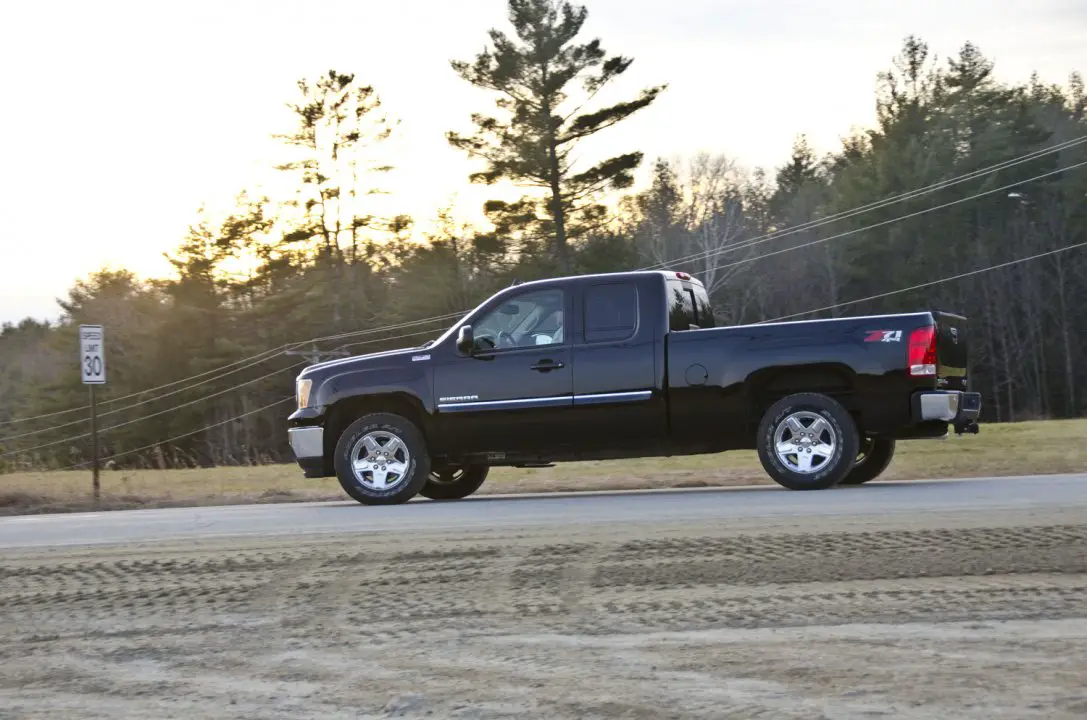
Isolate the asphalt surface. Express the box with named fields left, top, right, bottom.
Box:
left=1, top=474, right=1084, bottom=550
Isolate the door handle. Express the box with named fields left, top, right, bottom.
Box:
left=530, top=359, right=565, bottom=372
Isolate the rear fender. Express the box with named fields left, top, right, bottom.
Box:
left=745, top=362, right=859, bottom=415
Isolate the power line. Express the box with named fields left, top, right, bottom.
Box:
left=0, top=311, right=464, bottom=428
left=63, top=396, right=295, bottom=470
left=639, top=134, right=1087, bottom=271
left=761, top=240, right=1087, bottom=324
left=671, top=159, right=1087, bottom=275
left=0, top=316, right=457, bottom=444
left=305, top=312, right=464, bottom=346
left=26, top=200, right=1087, bottom=469
left=1, top=356, right=302, bottom=443
left=0, top=325, right=446, bottom=456
left=5, top=136, right=1083, bottom=429
left=283, top=343, right=350, bottom=364
left=0, top=361, right=308, bottom=458
left=0, top=346, right=288, bottom=428
left=49, top=242, right=1087, bottom=473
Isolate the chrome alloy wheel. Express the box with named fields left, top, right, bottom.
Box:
left=429, top=467, right=467, bottom=484
left=773, top=411, right=838, bottom=474
left=349, top=430, right=411, bottom=491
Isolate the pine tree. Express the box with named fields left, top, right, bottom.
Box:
left=447, top=0, right=665, bottom=272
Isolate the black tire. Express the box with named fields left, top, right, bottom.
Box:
left=419, top=464, right=490, bottom=500
left=840, top=436, right=896, bottom=486
left=333, top=412, right=430, bottom=505
left=756, top=393, right=859, bottom=491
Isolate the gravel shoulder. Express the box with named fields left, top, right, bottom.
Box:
left=1, top=508, right=1085, bottom=718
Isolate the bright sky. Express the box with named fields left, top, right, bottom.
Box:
left=1, top=0, right=1083, bottom=325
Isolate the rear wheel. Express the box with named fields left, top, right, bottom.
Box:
left=756, top=393, right=859, bottom=491
left=333, top=412, right=430, bottom=505
left=840, top=436, right=896, bottom=486
left=419, top=464, right=489, bottom=500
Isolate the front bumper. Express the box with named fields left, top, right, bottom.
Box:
left=913, top=390, right=982, bottom=425
left=288, top=426, right=325, bottom=478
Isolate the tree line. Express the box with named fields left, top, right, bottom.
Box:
left=1, top=0, right=1085, bottom=471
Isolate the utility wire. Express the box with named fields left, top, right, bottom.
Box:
left=5, top=135, right=1084, bottom=428
left=0, top=311, right=463, bottom=428
left=28, top=181, right=1087, bottom=469
left=761, top=240, right=1087, bottom=324
left=63, top=396, right=295, bottom=470
left=0, top=361, right=307, bottom=458
left=0, top=316, right=455, bottom=444
left=639, top=134, right=1087, bottom=271
left=663, top=159, right=1087, bottom=274
left=0, top=325, right=446, bottom=458
left=49, top=241, right=1087, bottom=472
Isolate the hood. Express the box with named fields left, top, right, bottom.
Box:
left=297, top=344, right=427, bottom=379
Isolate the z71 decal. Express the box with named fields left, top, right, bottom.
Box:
left=864, top=330, right=902, bottom=343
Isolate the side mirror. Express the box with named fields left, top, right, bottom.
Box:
left=456, top=325, right=474, bottom=355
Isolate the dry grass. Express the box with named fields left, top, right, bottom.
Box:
left=2, top=419, right=1084, bottom=516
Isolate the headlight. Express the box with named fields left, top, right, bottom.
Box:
left=296, top=378, right=313, bottom=409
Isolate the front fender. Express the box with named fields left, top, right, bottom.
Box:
left=313, top=364, right=434, bottom=415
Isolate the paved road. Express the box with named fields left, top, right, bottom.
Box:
left=2, top=474, right=1084, bottom=550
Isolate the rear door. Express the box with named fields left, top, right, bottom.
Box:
left=568, top=277, right=665, bottom=451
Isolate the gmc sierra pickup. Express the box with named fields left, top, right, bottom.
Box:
left=287, top=270, right=982, bottom=505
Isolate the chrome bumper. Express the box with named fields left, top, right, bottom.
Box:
left=915, top=391, right=982, bottom=422
left=288, top=426, right=324, bottom=459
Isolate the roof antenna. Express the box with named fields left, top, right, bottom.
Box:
left=509, top=277, right=521, bottom=287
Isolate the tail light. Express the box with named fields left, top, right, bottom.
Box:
left=908, top=326, right=937, bottom=377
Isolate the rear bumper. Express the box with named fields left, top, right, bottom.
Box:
left=288, top=426, right=325, bottom=478
left=912, top=390, right=982, bottom=424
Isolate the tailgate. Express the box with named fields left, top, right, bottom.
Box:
left=932, top=311, right=968, bottom=390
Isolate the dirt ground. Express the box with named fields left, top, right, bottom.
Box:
left=1, top=508, right=1085, bottom=718
left=3, top=418, right=1086, bottom=516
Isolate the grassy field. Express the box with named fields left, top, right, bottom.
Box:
left=2, top=419, right=1084, bottom=515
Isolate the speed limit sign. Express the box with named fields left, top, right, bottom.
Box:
left=79, top=324, right=106, bottom=385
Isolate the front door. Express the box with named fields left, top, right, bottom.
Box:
left=432, top=286, right=574, bottom=457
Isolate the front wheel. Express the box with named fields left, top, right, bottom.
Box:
left=419, top=464, right=489, bottom=500
left=333, top=412, right=430, bottom=505
left=840, top=436, right=896, bottom=486
left=756, top=393, right=859, bottom=491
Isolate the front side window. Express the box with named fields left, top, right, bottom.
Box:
left=473, top=288, right=565, bottom=350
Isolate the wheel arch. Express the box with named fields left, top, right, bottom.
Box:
left=324, top=392, right=432, bottom=469
left=746, top=363, right=860, bottom=427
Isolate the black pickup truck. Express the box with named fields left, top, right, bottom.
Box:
left=287, top=270, right=981, bottom=504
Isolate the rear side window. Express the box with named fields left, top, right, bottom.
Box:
left=667, top=279, right=715, bottom=330
left=667, top=280, right=695, bottom=331
left=692, top=285, right=715, bottom=328
left=584, top=283, right=637, bottom=342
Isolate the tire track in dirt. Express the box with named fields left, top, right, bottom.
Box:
left=1, top=519, right=1086, bottom=719
left=1, top=522, right=1084, bottom=645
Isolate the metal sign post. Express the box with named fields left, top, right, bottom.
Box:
left=79, top=325, right=106, bottom=501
